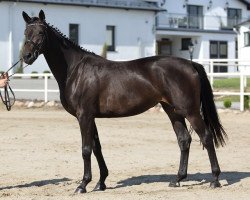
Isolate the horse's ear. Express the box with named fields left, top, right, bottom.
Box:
left=39, top=10, right=45, bottom=21
left=22, top=11, right=31, bottom=23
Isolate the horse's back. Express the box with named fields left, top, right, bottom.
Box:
left=65, top=54, right=202, bottom=117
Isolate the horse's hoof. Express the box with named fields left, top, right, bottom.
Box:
left=74, top=186, right=87, bottom=194
left=169, top=181, right=180, bottom=187
left=210, top=180, right=221, bottom=188
left=93, top=182, right=106, bottom=191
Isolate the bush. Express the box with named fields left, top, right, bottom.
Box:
left=244, top=95, right=250, bottom=109
left=101, top=43, right=108, bottom=58
left=43, top=70, right=51, bottom=79
left=13, top=66, right=24, bottom=79
left=223, top=99, right=232, bottom=108
left=15, top=65, right=23, bottom=74
left=31, top=71, right=39, bottom=79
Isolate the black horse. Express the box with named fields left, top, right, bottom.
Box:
left=21, top=10, right=227, bottom=193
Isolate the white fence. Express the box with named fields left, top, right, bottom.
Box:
left=3, top=59, right=250, bottom=111
left=11, top=73, right=59, bottom=103
left=208, top=72, right=250, bottom=111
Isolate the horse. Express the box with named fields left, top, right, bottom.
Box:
left=21, top=10, right=227, bottom=193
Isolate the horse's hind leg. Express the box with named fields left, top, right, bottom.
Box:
left=187, top=113, right=221, bottom=188
left=161, top=103, right=192, bottom=187
left=92, top=122, right=109, bottom=191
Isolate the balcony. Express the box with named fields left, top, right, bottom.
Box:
left=156, top=13, right=247, bottom=31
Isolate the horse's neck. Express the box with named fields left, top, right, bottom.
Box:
left=43, top=30, right=83, bottom=91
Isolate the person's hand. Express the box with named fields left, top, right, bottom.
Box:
left=0, top=73, right=8, bottom=88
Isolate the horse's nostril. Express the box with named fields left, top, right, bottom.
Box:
left=27, top=53, right=32, bottom=58
left=24, top=53, right=32, bottom=60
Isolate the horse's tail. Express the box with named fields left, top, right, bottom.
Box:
left=192, top=62, right=227, bottom=148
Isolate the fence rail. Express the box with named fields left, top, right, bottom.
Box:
left=3, top=73, right=59, bottom=103
left=2, top=60, right=250, bottom=111
left=156, top=12, right=247, bottom=30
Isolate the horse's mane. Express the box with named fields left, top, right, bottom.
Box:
left=43, top=21, right=96, bottom=56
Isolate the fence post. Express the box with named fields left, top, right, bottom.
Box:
left=244, top=76, right=247, bottom=88
left=44, top=75, right=48, bottom=103
left=240, top=72, right=244, bottom=111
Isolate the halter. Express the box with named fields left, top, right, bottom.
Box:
left=25, top=23, right=47, bottom=59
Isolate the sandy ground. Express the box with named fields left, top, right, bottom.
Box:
left=0, top=107, right=249, bottom=200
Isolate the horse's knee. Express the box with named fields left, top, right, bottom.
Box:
left=82, top=146, right=92, bottom=160
left=201, top=130, right=214, bottom=148
left=178, top=134, right=192, bottom=151
left=187, top=115, right=214, bottom=148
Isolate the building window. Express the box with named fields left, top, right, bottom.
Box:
left=210, top=41, right=228, bottom=72
left=69, top=24, right=79, bottom=45
left=187, top=5, right=203, bottom=29
left=181, top=38, right=192, bottom=50
left=106, top=26, right=115, bottom=51
left=227, top=8, right=242, bottom=29
left=244, top=32, right=250, bottom=46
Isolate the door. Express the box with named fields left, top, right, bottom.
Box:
left=157, top=40, right=172, bottom=56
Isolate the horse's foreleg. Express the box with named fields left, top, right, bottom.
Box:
left=187, top=114, right=221, bottom=188
left=161, top=103, right=192, bottom=187
left=75, top=115, right=94, bottom=194
left=92, top=122, right=109, bottom=191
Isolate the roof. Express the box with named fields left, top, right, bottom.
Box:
left=4, top=0, right=164, bottom=11
left=238, top=0, right=250, bottom=10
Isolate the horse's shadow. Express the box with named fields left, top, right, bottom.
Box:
left=0, top=171, right=249, bottom=191
left=112, top=171, right=250, bottom=189
left=0, top=177, right=71, bottom=191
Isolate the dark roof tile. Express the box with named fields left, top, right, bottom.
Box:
left=6, top=0, right=164, bottom=11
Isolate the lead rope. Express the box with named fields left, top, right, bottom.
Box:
left=0, top=60, right=29, bottom=111
left=0, top=83, right=15, bottom=111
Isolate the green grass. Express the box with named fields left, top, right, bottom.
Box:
left=212, top=78, right=250, bottom=103
left=215, top=95, right=240, bottom=102
left=213, top=78, right=250, bottom=91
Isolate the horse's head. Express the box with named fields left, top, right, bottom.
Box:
left=22, top=10, right=47, bottom=64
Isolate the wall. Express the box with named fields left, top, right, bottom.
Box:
left=237, top=22, right=250, bottom=72
left=0, top=1, right=156, bottom=73
left=0, top=2, right=11, bottom=72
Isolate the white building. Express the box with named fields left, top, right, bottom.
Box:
left=0, top=0, right=161, bottom=73
left=1, top=0, right=250, bottom=73
left=156, top=0, right=250, bottom=72
left=235, top=18, right=250, bottom=72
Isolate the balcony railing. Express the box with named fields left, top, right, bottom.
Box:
left=156, top=13, right=247, bottom=31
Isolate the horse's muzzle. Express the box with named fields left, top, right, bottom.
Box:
left=23, top=52, right=36, bottom=64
